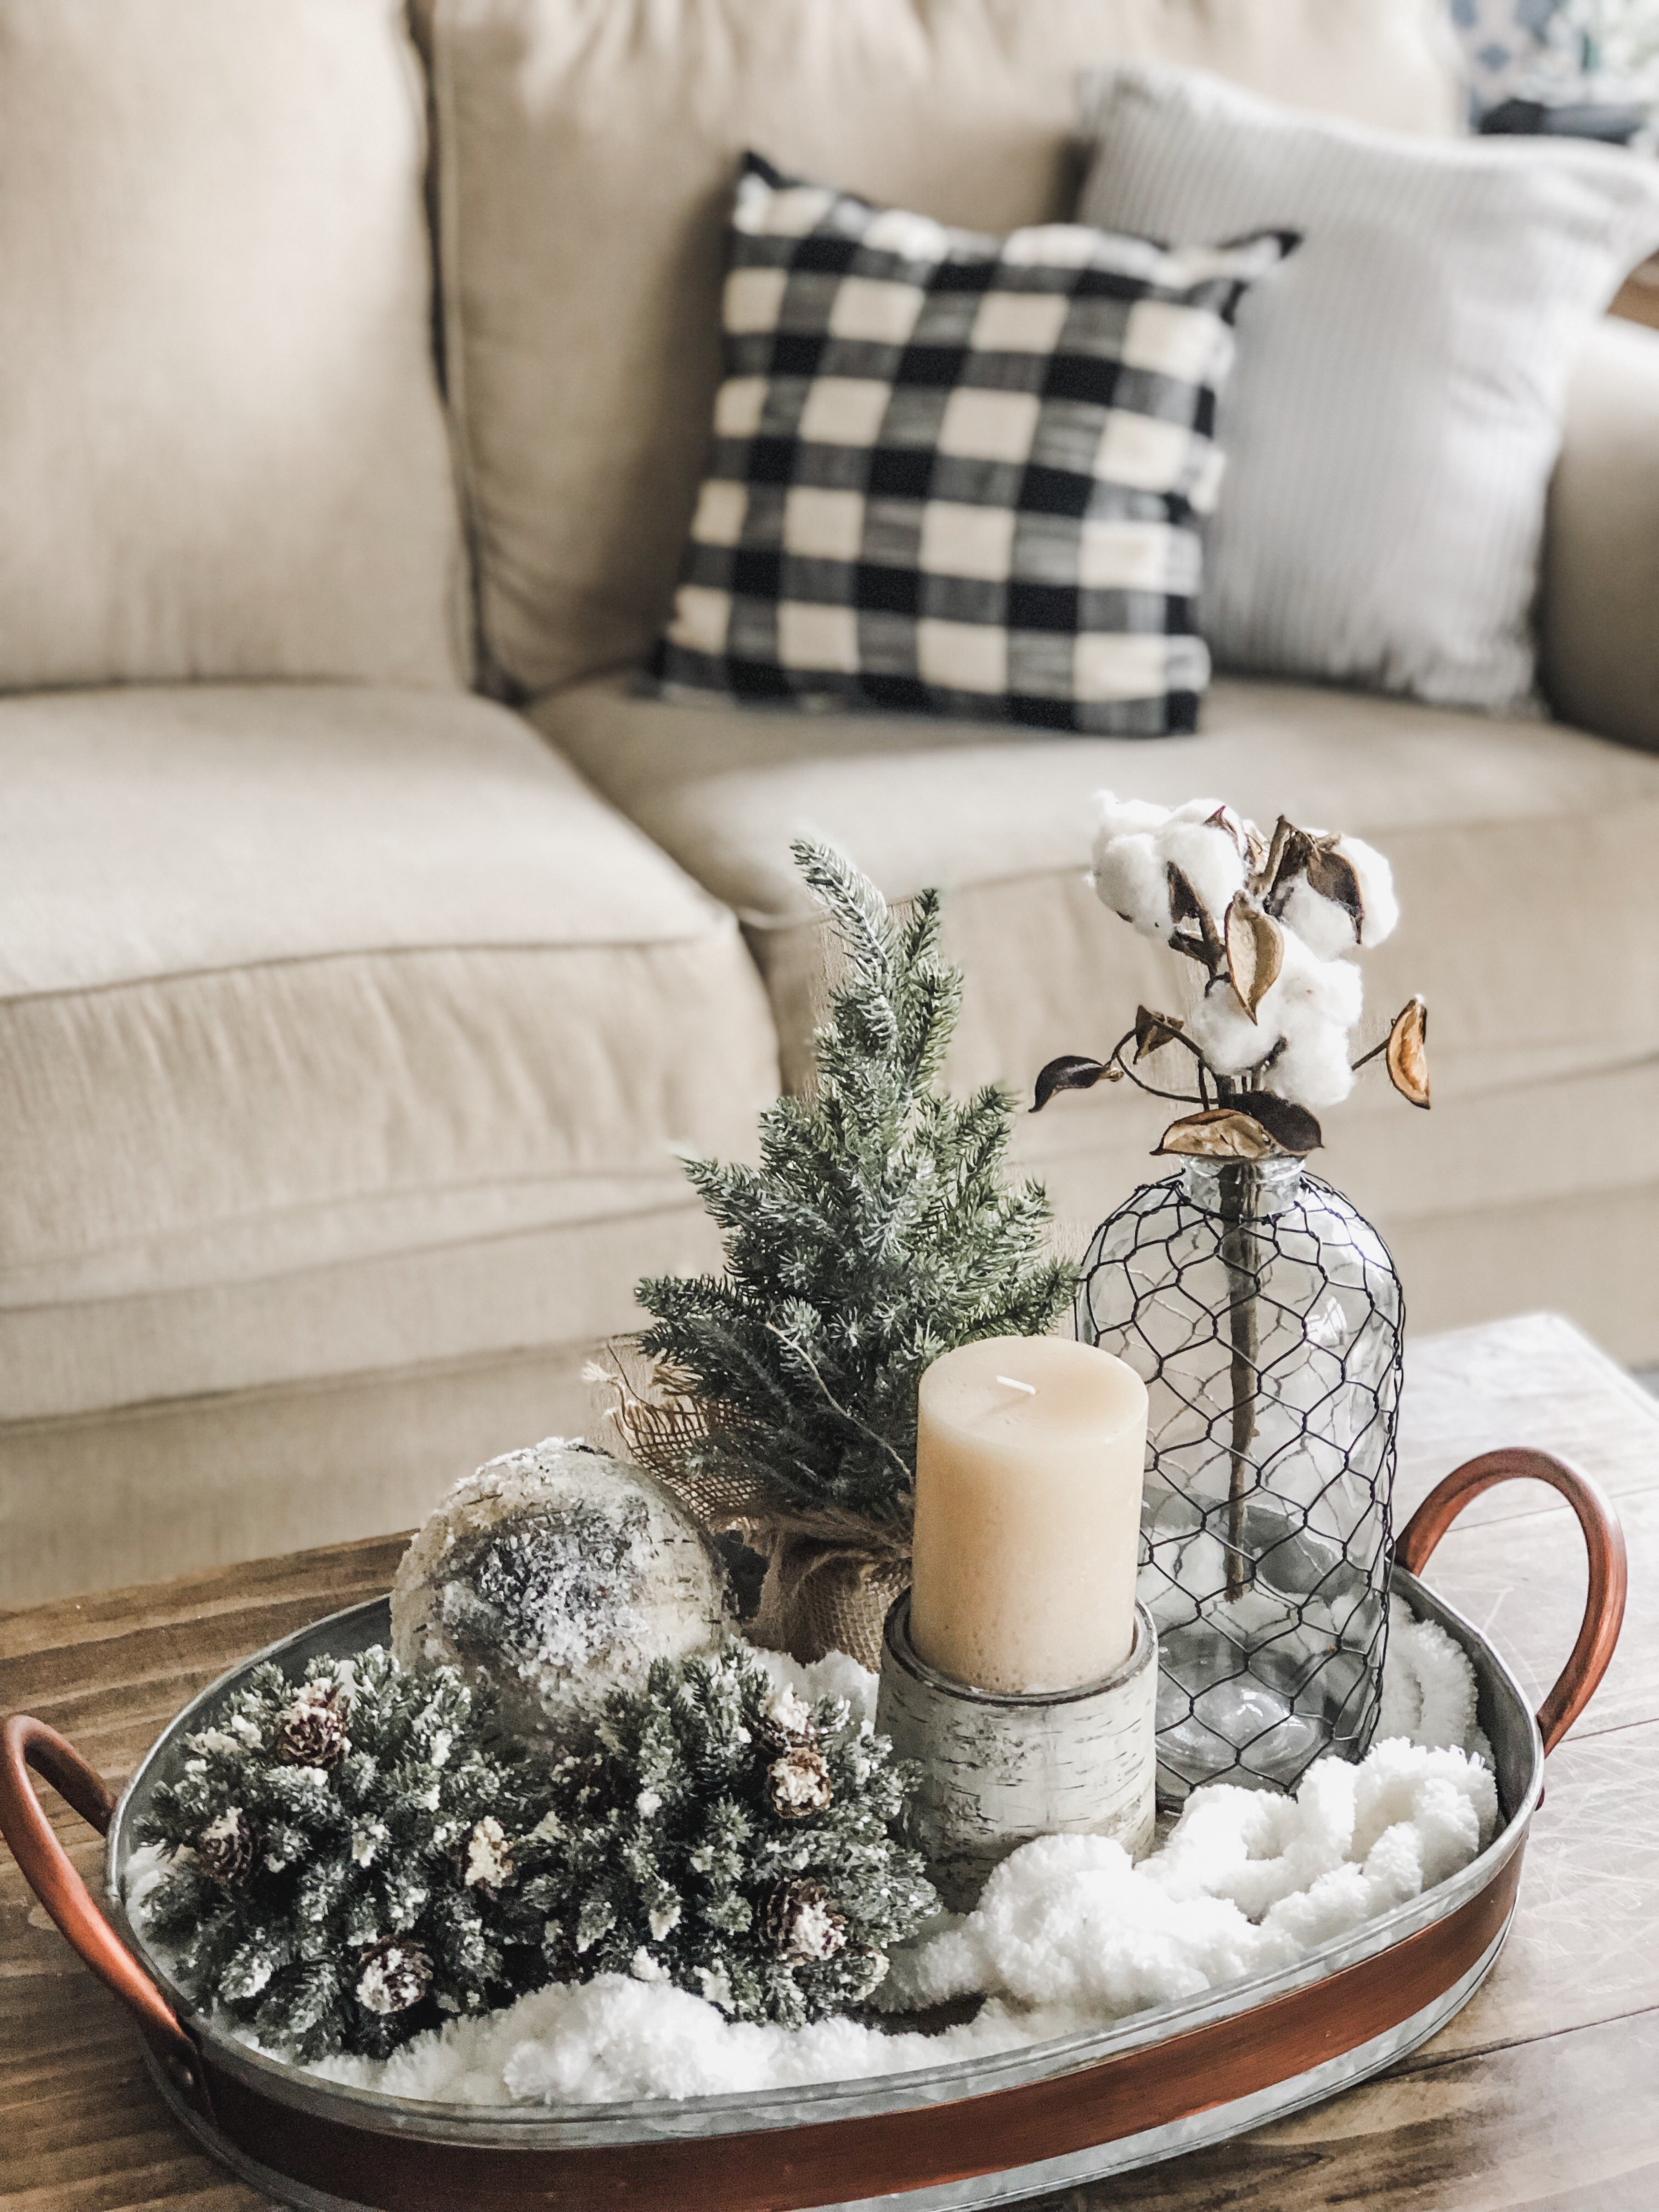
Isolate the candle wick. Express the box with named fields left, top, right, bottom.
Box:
left=994, top=1375, right=1039, bottom=1396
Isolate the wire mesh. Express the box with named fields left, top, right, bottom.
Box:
left=1075, top=1155, right=1403, bottom=1804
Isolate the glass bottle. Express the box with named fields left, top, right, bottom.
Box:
left=1075, top=1154, right=1403, bottom=1802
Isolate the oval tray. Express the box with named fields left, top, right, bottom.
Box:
left=1, top=1449, right=1627, bottom=2212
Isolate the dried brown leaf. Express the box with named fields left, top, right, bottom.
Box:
left=1166, top=860, right=1204, bottom=927
left=1133, top=1005, right=1186, bottom=1062
left=1261, top=819, right=1314, bottom=913
left=1223, top=897, right=1284, bottom=1021
left=1154, top=1109, right=1282, bottom=1162
left=1031, top=1055, right=1116, bottom=1113
left=1235, top=1092, right=1323, bottom=1155
left=1205, top=804, right=1249, bottom=861
left=1305, top=844, right=1364, bottom=939
left=1386, top=997, right=1431, bottom=1109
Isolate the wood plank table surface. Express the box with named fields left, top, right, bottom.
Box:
left=4, top=1312, right=1657, bottom=2212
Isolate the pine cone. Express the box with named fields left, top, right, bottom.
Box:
left=462, top=1815, right=514, bottom=1892
left=273, top=1683, right=348, bottom=1769
left=761, top=1877, right=848, bottom=1962
left=766, top=1744, right=833, bottom=1820
left=355, top=1937, right=433, bottom=2017
left=752, top=1681, right=817, bottom=1756
left=196, top=1806, right=253, bottom=1887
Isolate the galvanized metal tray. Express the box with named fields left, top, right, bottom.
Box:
left=1, top=1449, right=1627, bottom=2212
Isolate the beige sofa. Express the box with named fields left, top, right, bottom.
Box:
left=3, top=0, right=1657, bottom=1606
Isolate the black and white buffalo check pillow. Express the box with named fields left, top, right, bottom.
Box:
left=651, top=156, right=1295, bottom=734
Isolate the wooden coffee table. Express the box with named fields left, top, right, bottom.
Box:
left=3, top=1312, right=1656, bottom=2212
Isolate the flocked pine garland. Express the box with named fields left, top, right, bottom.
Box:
left=136, top=1643, right=938, bottom=2058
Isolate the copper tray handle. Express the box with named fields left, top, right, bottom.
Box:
left=0, top=1713, right=210, bottom=2112
left=1398, top=1447, right=1628, bottom=1756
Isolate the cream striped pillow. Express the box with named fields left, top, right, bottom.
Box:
left=1077, top=67, right=1659, bottom=713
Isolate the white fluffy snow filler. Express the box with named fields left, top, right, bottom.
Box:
left=136, top=1609, right=1496, bottom=2106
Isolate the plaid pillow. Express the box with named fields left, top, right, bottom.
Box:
left=652, top=156, right=1295, bottom=735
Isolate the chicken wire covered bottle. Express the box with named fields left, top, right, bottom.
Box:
left=1075, top=1153, right=1403, bottom=1803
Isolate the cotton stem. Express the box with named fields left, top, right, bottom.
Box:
left=1215, top=1155, right=1260, bottom=1602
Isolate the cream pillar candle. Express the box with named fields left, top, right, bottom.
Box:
left=909, top=1335, right=1148, bottom=1694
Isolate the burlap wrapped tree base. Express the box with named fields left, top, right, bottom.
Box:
left=746, top=1527, right=911, bottom=1672
left=592, top=1346, right=911, bottom=1672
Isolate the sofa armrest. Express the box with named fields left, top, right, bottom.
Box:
left=1541, top=316, right=1659, bottom=753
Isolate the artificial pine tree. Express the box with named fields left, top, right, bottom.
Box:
left=630, top=841, right=1072, bottom=1649
left=136, top=1649, right=551, bottom=2060
left=515, top=1644, right=938, bottom=2028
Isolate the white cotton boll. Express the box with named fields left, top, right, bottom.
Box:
left=1275, top=837, right=1399, bottom=957
left=1256, top=935, right=1364, bottom=1109
left=1273, top=930, right=1365, bottom=1032
left=1277, top=878, right=1361, bottom=961
left=1261, top=1016, right=1357, bottom=1109
left=1185, top=978, right=1279, bottom=1077
left=1184, top=931, right=1361, bottom=1096
left=1093, top=790, right=1170, bottom=843
left=1342, top=836, right=1399, bottom=946
left=1091, top=830, right=1174, bottom=940
left=1158, top=815, right=1247, bottom=927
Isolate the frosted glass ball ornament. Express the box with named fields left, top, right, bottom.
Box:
left=391, top=1437, right=727, bottom=1748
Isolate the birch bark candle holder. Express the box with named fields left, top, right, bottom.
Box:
left=876, top=1593, right=1158, bottom=1911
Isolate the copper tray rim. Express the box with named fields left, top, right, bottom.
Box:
left=101, top=1560, right=1542, bottom=2149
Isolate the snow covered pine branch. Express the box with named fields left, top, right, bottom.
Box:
left=1032, top=796, right=1430, bottom=1158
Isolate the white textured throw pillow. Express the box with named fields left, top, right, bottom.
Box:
left=1077, top=69, right=1659, bottom=713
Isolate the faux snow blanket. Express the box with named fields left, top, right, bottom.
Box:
left=132, top=1600, right=1497, bottom=2107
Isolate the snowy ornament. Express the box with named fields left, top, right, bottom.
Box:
left=391, top=1438, right=727, bottom=1750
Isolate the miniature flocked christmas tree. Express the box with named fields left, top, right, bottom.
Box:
left=616, top=839, right=1074, bottom=1663
left=516, top=1644, right=939, bottom=2028
left=135, top=1650, right=552, bottom=2061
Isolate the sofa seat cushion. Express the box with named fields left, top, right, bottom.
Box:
left=426, top=0, right=1459, bottom=697
left=0, top=0, right=469, bottom=691
left=0, top=687, right=780, bottom=1420
left=529, top=675, right=1659, bottom=1271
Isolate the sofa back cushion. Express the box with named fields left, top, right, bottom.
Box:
left=0, top=0, right=470, bottom=692
left=425, top=0, right=1459, bottom=699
